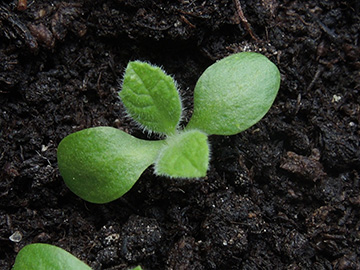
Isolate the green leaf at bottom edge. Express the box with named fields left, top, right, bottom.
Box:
left=130, top=267, right=144, bottom=270
left=12, top=243, right=92, bottom=270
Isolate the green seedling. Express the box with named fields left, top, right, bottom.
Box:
left=12, top=243, right=143, bottom=270
left=57, top=52, right=280, bottom=203
left=12, top=243, right=91, bottom=270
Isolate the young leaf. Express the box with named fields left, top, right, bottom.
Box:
left=12, top=243, right=92, bottom=270
left=57, top=127, right=164, bottom=203
left=187, top=52, right=280, bottom=135
left=120, top=61, right=182, bottom=135
left=154, top=130, right=209, bottom=178
left=131, top=267, right=143, bottom=270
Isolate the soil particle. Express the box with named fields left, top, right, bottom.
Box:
left=119, top=215, right=162, bottom=263
left=317, top=122, right=360, bottom=171
left=280, top=148, right=326, bottom=182
left=166, top=237, right=204, bottom=270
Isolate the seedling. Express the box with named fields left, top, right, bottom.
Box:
left=12, top=243, right=91, bottom=270
left=57, top=52, right=280, bottom=203
left=12, top=243, right=143, bottom=270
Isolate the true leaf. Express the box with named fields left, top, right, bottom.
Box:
left=187, top=52, right=280, bottom=135
left=154, top=130, right=209, bottom=178
left=120, top=61, right=182, bottom=135
left=12, top=243, right=92, bottom=270
left=57, top=127, right=164, bottom=203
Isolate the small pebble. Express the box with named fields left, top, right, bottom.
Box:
left=9, top=231, right=22, bottom=243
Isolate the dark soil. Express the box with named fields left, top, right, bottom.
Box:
left=1, top=0, right=359, bottom=269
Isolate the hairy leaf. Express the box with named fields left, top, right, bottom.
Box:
left=120, top=61, right=182, bottom=135
left=57, top=127, right=164, bottom=203
left=12, top=244, right=92, bottom=270
left=155, top=130, right=209, bottom=178
left=187, top=52, right=280, bottom=135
